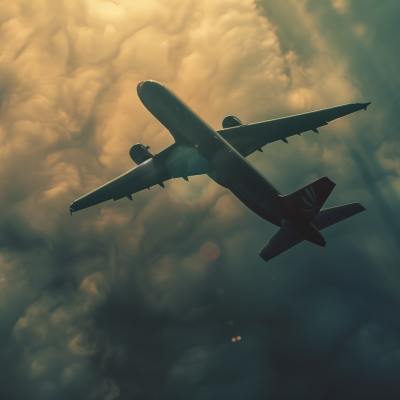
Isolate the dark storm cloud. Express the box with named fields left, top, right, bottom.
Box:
left=1, top=0, right=400, bottom=399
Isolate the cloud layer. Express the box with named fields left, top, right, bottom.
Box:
left=1, top=0, right=400, bottom=399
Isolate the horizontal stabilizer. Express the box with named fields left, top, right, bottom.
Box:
left=259, top=203, right=365, bottom=262
left=259, top=221, right=303, bottom=263
left=313, top=202, right=365, bottom=230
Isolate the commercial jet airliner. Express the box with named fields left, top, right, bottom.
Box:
left=70, top=81, right=370, bottom=262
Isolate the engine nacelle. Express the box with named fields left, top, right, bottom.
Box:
left=129, top=144, right=153, bottom=165
left=222, top=115, right=243, bottom=129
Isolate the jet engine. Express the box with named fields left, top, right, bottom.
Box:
left=222, top=115, right=243, bottom=129
left=129, top=144, right=153, bottom=165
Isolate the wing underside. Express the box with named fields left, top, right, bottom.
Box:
left=70, top=144, right=209, bottom=213
left=71, top=102, right=371, bottom=213
left=218, top=102, right=371, bottom=157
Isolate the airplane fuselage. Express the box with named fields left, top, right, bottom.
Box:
left=137, top=80, right=290, bottom=228
left=70, top=80, right=370, bottom=255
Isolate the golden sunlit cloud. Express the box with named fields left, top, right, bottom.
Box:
left=0, top=0, right=390, bottom=397
left=330, top=0, right=349, bottom=14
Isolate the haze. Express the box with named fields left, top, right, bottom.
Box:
left=1, top=1, right=400, bottom=399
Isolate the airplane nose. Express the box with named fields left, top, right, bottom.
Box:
left=137, top=80, right=163, bottom=106
left=137, top=80, right=162, bottom=95
left=137, top=81, right=144, bottom=96
left=137, top=80, right=159, bottom=103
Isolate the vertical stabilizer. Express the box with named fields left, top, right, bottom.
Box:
left=282, top=176, right=336, bottom=224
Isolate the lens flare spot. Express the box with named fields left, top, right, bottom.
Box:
left=199, top=242, right=220, bottom=262
left=236, top=336, right=241, bottom=341
left=231, top=338, right=236, bottom=342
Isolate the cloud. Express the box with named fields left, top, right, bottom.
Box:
left=1, top=0, right=400, bottom=399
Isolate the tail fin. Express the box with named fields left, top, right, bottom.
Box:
left=282, top=177, right=336, bottom=224
left=259, top=203, right=365, bottom=262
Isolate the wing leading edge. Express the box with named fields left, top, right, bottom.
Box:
left=218, top=102, right=371, bottom=157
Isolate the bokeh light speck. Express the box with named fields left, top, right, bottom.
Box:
left=199, top=242, right=220, bottom=262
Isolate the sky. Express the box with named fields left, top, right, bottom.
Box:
left=1, top=0, right=400, bottom=399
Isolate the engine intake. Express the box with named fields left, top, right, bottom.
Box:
left=222, top=115, right=243, bottom=129
left=129, top=144, right=153, bottom=165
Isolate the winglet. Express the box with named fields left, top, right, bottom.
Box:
left=362, top=102, right=372, bottom=111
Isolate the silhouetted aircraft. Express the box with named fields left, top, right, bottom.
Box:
left=70, top=81, right=370, bottom=262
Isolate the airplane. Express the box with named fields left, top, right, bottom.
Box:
left=70, top=80, right=370, bottom=262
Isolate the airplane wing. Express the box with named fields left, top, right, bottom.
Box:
left=217, top=102, right=371, bottom=157
left=70, top=143, right=209, bottom=213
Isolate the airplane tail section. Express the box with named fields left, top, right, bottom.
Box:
left=282, top=176, right=336, bottom=224
left=313, top=203, right=366, bottom=230
left=259, top=203, right=365, bottom=262
left=259, top=221, right=304, bottom=263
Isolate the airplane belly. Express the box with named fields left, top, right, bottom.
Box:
left=216, top=163, right=281, bottom=224
left=138, top=81, right=283, bottom=223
